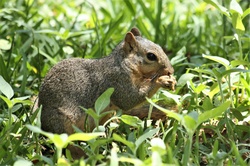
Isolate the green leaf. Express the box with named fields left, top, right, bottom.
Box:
left=93, top=125, right=106, bottom=132
left=95, top=88, right=114, bottom=114
left=84, top=108, right=99, bottom=119
left=69, top=30, right=93, bottom=38
left=208, top=82, right=220, bottom=100
left=11, top=104, right=22, bottom=113
left=191, top=68, right=214, bottom=77
left=57, top=158, right=71, bottom=166
left=177, top=73, right=196, bottom=87
left=135, top=128, right=159, bottom=152
left=151, top=137, right=165, bottom=150
left=212, top=68, right=223, bottom=79
left=120, top=115, right=142, bottom=127
left=151, top=150, right=162, bottom=165
left=230, top=141, right=246, bottom=165
left=202, top=55, right=230, bottom=70
left=202, top=97, right=213, bottom=110
left=240, top=76, right=250, bottom=94
left=170, top=46, right=186, bottom=66
left=12, top=96, right=32, bottom=106
left=146, top=98, right=182, bottom=122
left=204, top=0, right=230, bottom=18
left=3, top=8, right=26, bottom=18
left=183, top=138, right=192, bottom=164
left=26, top=124, right=43, bottom=133
left=161, top=90, right=181, bottom=105
left=198, top=101, right=230, bottom=126
left=242, top=8, right=250, bottom=20
left=68, top=132, right=104, bottom=142
left=231, top=60, right=250, bottom=67
left=113, top=133, right=135, bottom=153
left=110, top=146, right=119, bottom=166
left=13, top=159, right=33, bottom=166
left=0, top=75, right=14, bottom=99
left=0, top=95, right=13, bottom=108
left=232, top=109, right=244, bottom=121
left=40, top=156, right=54, bottom=166
left=52, top=134, right=69, bottom=149
left=0, top=39, right=11, bottom=50
left=221, top=68, right=249, bottom=77
left=196, top=84, right=207, bottom=94
left=31, top=45, right=57, bottom=65
left=60, top=29, right=70, bottom=40
left=212, top=139, right=219, bottom=158
left=150, top=138, right=166, bottom=155
left=229, top=0, right=243, bottom=15
left=0, top=54, right=10, bottom=82
left=26, top=124, right=54, bottom=139
left=193, top=84, right=206, bottom=94
left=19, top=36, right=33, bottom=54
left=188, top=80, right=197, bottom=93
left=182, top=115, right=197, bottom=133
left=235, top=125, right=250, bottom=133
left=188, top=111, right=199, bottom=121
left=34, top=29, right=61, bottom=35
left=62, top=46, right=74, bottom=54
left=232, top=13, right=245, bottom=32
left=89, top=138, right=112, bottom=152
left=216, top=151, right=228, bottom=160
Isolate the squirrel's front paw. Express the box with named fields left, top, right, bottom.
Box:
left=157, top=75, right=176, bottom=90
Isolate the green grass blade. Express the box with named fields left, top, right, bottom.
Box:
left=0, top=75, right=13, bottom=99
left=124, top=0, right=136, bottom=16
left=155, top=0, right=162, bottom=41
left=0, top=54, right=10, bottom=82
left=137, top=0, right=154, bottom=25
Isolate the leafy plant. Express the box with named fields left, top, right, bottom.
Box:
left=26, top=125, right=104, bottom=164
left=83, top=87, right=115, bottom=131
left=148, top=98, right=230, bottom=165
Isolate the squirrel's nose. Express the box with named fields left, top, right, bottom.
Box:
left=168, top=66, right=174, bottom=75
left=162, top=66, right=174, bottom=76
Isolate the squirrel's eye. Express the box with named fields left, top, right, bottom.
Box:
left=146, top=53, right=157, bottom=61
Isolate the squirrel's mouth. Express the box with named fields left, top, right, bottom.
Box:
left=149, top=72, right=160, bottom=82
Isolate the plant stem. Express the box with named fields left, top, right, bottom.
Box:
left=227, top=74, right=234, bottom=108
left=236, top=33, right=243, bottom=61
left=217, top=79, right=224, bottom=103
left=182, top=132, right=193, bottom=165
left=57, top=148, right=62, bottom=161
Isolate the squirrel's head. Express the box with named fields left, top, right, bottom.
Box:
left=123, top=28, right=176, bottom=90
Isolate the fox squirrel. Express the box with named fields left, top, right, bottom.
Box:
left=38, top=28, right=176, bottom=135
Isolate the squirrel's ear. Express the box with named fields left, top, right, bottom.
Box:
left=124, top=32, right=137, bottom=53
left=130, top=28, right=141, bottom=36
